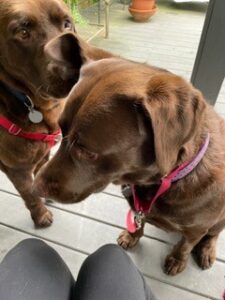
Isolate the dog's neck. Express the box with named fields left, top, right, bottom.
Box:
left=124, top=132, right=210, bottom=208
left=0, top=63, right=32, bottom=96
left=0, top=68, right=65, bottom=131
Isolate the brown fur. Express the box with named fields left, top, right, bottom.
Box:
left=0, top=0, right=112, bottom=226
left=34, top=34, right=225, bottom=275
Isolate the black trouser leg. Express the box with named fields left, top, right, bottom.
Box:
left=0, top=240, right=156, bottom=300
left=0, top=238, right=75, bottom=300
left=74, top=244, right=156, bottom=300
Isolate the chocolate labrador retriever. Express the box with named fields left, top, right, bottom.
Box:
left=33, top=33, right=225, bottom=276
left=0, top=0, right=112, bottom=226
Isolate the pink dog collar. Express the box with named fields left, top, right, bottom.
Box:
left=127, top=133, right=210, bottom=233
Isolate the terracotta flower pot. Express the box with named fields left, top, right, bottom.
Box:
left=129, top=0, right=157, bottom=22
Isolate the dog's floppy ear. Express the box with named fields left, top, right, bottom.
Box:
left=142, top=73, right=206, bottom=175
left=44, top=32, right=85, bottom=70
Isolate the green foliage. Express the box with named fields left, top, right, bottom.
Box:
left=64, top=0, right=78, bottom=6
left=64, top=0, right=88, bottom=25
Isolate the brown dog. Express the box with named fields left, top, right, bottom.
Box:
left=33, top=33, right=225, bottom=276
left=0, top=0, right=112, bottom=226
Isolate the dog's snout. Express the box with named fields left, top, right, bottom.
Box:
left=33, top=176, right=59, bottom=199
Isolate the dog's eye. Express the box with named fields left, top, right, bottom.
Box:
left=63, top=19, right=72, bottom=30
left=19, top=29, right=30, bottom=40
left=68, top=136, right=98, bottom=161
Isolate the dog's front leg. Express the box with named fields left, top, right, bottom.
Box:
left=164, top=230, right=207, bottom=276
left=34, top=152, right=50, bottom=176
left=3, top=166, right=53, bottom=227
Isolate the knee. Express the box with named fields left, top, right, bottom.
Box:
left=8, top=238, right=55, bottom=260
left=14, top=238, right=49, bottom=251
left=2, top=238, right=56, bottom=267
left=97, top=244, right=125, bottom=256
left=88, top=244, right=128, bottom=265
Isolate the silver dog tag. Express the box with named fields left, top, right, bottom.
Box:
left=28, top=109, right=43, bottom=124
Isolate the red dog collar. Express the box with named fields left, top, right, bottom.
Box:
left=0, top=115, right=61, bottom=148
left=127, top=133, right=210, bottom=233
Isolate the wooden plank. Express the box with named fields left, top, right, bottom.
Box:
left=1, top=173, right=225, bottom=262
left=91, top=39, right=199, bottom=59
left=103, top=29, right=203, bottom=41
left=89, top=41, right=197, bottom=63
left=85, top=41, right=197, bottom=71
left=90, top=21, right=204, bottom=41
left=0, top=225, right=210, bottom=300
left=88, top=1, right=206, bottom=85
left=215, top=102, right=225, bottom=115
left=0, top=192, right=224, bottom=299
left=147, top=277, right=210, bottom=300
left=94, top=35, right=200, bottom=49
left=0, top=174, right=180, bottom=246
left=217, top=80, right=225, bottom=104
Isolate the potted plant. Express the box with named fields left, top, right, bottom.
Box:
left=128, top=0, right=157, bottom=22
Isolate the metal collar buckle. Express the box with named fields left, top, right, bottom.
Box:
left=8, top=124, right=22, bottom=136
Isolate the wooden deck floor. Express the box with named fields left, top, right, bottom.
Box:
left=1, top=1, right=225, bottom=300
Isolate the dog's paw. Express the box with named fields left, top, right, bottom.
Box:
left=194, top=240, right=216, bottom=270
left=198, top=250, right=215, bottom=270
left=32, top=208, right=53, bottom=227
left=117, top=230, right=140, bottom=249
left=164, top=255, right=187, bottom=276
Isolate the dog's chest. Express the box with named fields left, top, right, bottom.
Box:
left=146, top=210, right=182, bottom=232
left=0, top=128, right=49, bottom=167
left=122, top=184, right=186, bottom=232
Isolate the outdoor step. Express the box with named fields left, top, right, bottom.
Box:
left=0, top=192, right=223, bottom=299
left=0, top=225, right=209, bottom=300
left=1, top=173, right=225, bottom=263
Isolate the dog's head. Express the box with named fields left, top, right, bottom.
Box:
left=0, top=0, right=84, bottom=99
left=33, top=57, right=206, bottom=203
